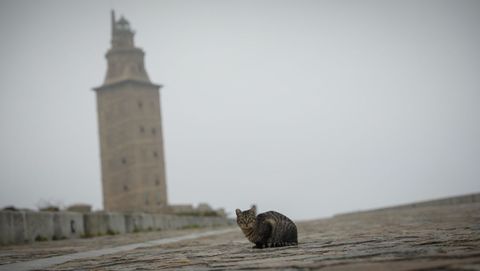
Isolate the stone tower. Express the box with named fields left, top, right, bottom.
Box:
left=93, top=11, right=168, bottom=213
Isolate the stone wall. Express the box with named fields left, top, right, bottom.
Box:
left=53, top=212, right=84, bottom=240
left=389, top=192, right=480, bottom=209
left=83, top=212, right=126, bottom=237
left=0, top=211, right=233, bottom=245
left=336, top=192, right=480, bottom=217
left=0, top=211, right=26, bottom=245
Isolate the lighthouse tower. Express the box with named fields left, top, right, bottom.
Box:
left=93, top=11, right=168, bottom=212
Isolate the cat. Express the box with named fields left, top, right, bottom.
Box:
left=236, top=205, right=298, bottom=248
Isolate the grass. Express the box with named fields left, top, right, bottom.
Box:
left=52, top=235, right=67, bottom=241
left=81, top=232, right=96, bottom=238
left=176, top=211, right=221, bottom=217
left=35, top=235, right=48, bottom=242
left=132, top=227, right=141, bottom=233
left=181, top=224, right=201, bottom=229
left=106, top=229, right=118, bottom=236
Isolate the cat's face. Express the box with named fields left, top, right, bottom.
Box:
left=235, top=205, right=257, bottom=230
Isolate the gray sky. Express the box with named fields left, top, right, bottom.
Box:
left=0, top=0, right=479, bottom=220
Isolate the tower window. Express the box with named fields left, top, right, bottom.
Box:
left=121, top=157, right=127, bottom=164
left=155, top=177, right=160, bottom=186
left=138, top=101, right=143, bottom=109
left=145, top=193, right=149, bottom=205
left=151, top=128, right=156, bottom=135
left=153, top=151, right=158, bottom=158
left=140, top=126, right=145, bottom=133
left=123, top=185, right=129, bottom=191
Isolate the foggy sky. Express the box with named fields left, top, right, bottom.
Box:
left=0, top=0, right=479, bottom=220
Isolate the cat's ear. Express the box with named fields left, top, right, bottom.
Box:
left=250, top=205, right=257, bottom=214
left=235, top=209, right=241, bottom=216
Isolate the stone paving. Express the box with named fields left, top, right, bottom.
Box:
left=0, top=227, right=230, bottom=266
left=1, top=202, right=480, bottom=270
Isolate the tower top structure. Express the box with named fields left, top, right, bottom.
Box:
left=111, top=10, right=135, bottom=49
left=97, top=10, right=156, bottom=87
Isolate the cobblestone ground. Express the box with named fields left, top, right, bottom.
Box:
left=0, top=227, right=229, bottom=265
left=2, top=203, right=480, bottom=270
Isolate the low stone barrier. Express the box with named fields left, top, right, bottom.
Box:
left=83, top=212, right=126, bottom=237
left=335, top=192, right=480, bottom=217
left=24, top=211, right=54, bottom=242
left=0, top=211, right=26, bottom=245
left=53, top=212, right=85, bottom=240
left=152, top=214, right=169, bottom=230
left=0, top=210, right=232, bottom=245
left=125, top=213, right=155, bottom=232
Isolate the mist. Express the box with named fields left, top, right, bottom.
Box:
left=0, top=0, right=479, bottom=220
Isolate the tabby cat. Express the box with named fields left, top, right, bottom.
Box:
left=236, top=205, right=298, bottom=248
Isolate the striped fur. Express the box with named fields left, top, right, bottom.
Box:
left=236, top=205, right=298, bottom=249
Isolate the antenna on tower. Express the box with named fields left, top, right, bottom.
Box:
left=111, top=9, right=116, bottom=36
